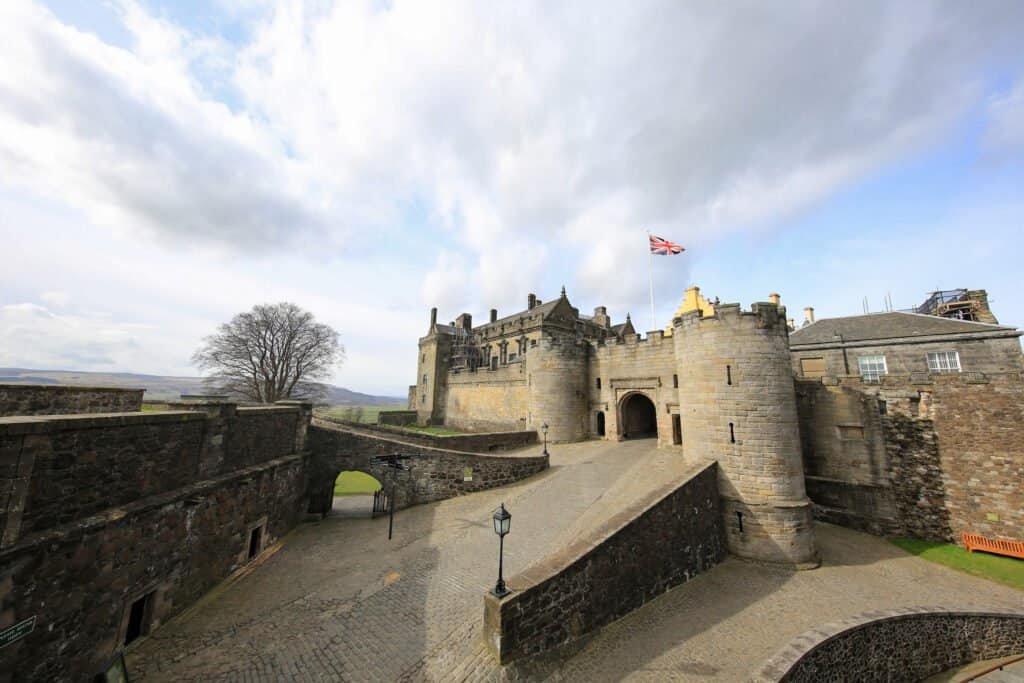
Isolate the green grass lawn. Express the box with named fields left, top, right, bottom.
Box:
left=889, top=537, right=1024, bottom=591
left=141, top=404, right=169, bottom=412
left=333, top=471, right=383, bottom=496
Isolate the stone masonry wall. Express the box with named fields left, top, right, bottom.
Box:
left=306, top=421, right=548, bottom=516
left=754, top=608, right=1024, bottom=683
left=316, top=417, right=537, bottom=452
left=795, top=373, right=1024, bottom=543
left=444, top=364, right=529, bottom=433
left=0, top=454, right=308, bottom=682
left=0, top=384, right=144, bottom=416
left=483, top=462, right=725, bottom=664
left=1, top=412, right=207, bottom=540
left=377, top=410, right=418, bottom=427
left=674, top=303, right=817, bottom=567
left=588, top=331, right=678, bottom=447
left=526, top=335, right=588, bottom=442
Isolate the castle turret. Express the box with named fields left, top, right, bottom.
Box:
left=526, top=333, right=588, bottom=442
left=673, top=302, right=817, bottom=567
left=416, top=308, right=452, bottom=425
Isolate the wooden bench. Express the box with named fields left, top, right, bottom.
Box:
left=962, top=532, right=1024, bottom=560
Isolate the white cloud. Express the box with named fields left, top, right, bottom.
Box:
left=985, top=79, right=1024, bottom=156
left=1, top=0, right=1023, bottom=394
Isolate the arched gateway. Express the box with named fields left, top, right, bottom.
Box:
left=619, top=392, right=657, bottom=439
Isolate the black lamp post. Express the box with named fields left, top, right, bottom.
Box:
left=492, top=503, right=512, bottom=597
left=542, top=422, right=549, bottom=456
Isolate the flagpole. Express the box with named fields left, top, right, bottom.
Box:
left=647, top=232, right=656, bottom=333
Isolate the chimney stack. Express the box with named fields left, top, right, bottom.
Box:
left=430, top=307, right=438, bottom=328
left=803, top=307, right=815, bottom=324
left=528, top=293, right=537, bottom=310
left=768, top=293, right=781, bottom=306
left=490, top=309, right=497, bottom=323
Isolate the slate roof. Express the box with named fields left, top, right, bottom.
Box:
left=475, top=299, right=562, bottom=331
left=789, top=311, right=1016, bottom=346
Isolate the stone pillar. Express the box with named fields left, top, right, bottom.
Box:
left=275, top=399, right=314, bottom=452
left=526, top=334, right=588, bottom=442
left=167, top=399, right=237, bottom=477
left=673, top=302, right=818, bottom=567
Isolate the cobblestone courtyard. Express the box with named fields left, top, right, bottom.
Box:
left=127, top=440, right=1023, bottom=682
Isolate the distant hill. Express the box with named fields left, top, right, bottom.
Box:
left=0, top=368, right=405, bottom=406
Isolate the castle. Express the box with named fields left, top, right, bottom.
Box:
left=415, top=286, right=1024, bottom=565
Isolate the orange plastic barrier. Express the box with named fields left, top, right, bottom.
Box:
left=962, top=532, right=1024, bottom=560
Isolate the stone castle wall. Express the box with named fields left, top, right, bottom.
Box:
left=0, top=383, right=144, bottom=416
left=754, top=608, right=1024, bottom=683
left=483, top=461, right=724, bottom=664
left=588, top=331, right=678, bottom=446
left=0, top=401, right=313, bottom=681
left=795, top=372, right=1024, bottom=542
left=444, top=363, right=528, bottom=433
left=674, top=303, right=817, bottom=567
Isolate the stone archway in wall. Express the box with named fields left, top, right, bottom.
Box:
left=330, top=470, right=383, bottom=518
left=619, top=392, right=657, bottom=439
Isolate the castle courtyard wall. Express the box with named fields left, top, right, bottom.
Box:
left=444, top=363, right=529, bottom=433
left=795, top=373, right=1024, bottom=542
left=0, top=402, right=313, bottom=681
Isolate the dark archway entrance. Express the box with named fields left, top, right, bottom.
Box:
left=621, top=393, right=657, bottom=439
left=596, top=411, right=606, bottom=436
left=331, top=471, right=383, bottom=518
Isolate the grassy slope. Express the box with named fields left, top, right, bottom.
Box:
left=890, top=538, right=1024, bottom=591
left=334, top=471, right=382, bottom=496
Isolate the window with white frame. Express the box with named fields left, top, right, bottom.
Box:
left=857, top=355, right=887, bottom=382
left=927, top=350, right=961, bottom=372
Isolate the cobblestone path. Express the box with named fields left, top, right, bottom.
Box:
left=128, top=439, right=1023, bottom=682
left=127, top=439, right=669, bottom=682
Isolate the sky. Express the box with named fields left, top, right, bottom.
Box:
left=1, top=0, right=1023, bottom=397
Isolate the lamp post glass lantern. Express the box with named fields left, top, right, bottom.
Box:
left=542, top=422, right=549, bottom=455
left=492, top=503, right=512, bottom=597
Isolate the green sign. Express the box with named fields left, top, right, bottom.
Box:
left=0, top=616, right=35, bottom=649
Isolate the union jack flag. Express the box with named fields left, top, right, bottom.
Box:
left=649, top=234, right=685, bottom=255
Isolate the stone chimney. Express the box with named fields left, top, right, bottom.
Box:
left=803, top=307, right=815, bottom=324
left=455, top=312, right=473, bottom=330
left=768, top=293, right=781, bottom=306
left=787, top=318, right=795, bottom=330
left=593, top=306, right=610, bottom=329
left=490, top=309, right=498, bottom=323
left=528, top=293, right=537, bottom=310
left=430, top=307, right=437, bottom=328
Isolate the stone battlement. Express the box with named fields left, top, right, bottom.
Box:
left=673, top=301, right=789, bottom=334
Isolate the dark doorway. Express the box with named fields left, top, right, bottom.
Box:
left=248, top=525, right=263, bottom=560
left=124, top=591, right=153, bottom=645
left=672, top=414, right=682, bottom=445
left=621, top=394, right=657, bottom=439
left=596, top=411, right=606, bottom=436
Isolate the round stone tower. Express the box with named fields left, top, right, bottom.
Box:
left=673, top=302, right=817, bottom=567
left=526, top=333, right=588, bottom=443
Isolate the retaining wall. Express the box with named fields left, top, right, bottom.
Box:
left=377, top=410, right=418, bottom=426
left=483, top=461, right=725, bottom=664
left=306, top=421, right=548, bottom=516
left=754, top=607, right=1024, bottom=682
left=0, top=384, right=144, bottom=416
left=316, top=417, right=537, bottom=452
left=795, top=372, right=1024, bottom=542
left=0, top=400, right=314, bottom=681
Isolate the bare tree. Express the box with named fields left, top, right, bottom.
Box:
left=192, top=303, right=344, bottom=402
